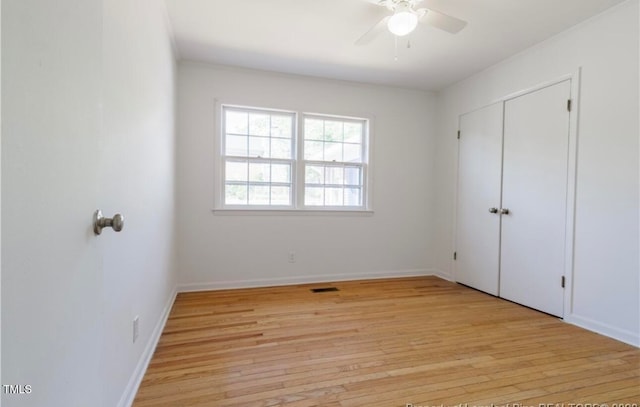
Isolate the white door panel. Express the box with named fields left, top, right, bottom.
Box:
left=500, top=80, right=571, bottom=317
left=2, top=1, right=104, bottom=405
left=455, top=103, right=503, bottom=296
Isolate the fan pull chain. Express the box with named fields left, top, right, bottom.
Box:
left=393, top=36, right=412, bottom=60
left=394, top=35, right=398, bottom=61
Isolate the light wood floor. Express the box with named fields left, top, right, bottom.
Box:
left=133, top=277, right=640, bottom=406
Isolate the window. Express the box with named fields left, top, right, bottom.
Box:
left=222, top=106, right=295, bottom=207
left=219, top=104, right=369, bottom=211
left=303, top=115, right=366, bottom=207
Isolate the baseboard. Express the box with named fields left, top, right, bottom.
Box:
left=564, top=314, right=640, bottom=348
left=117, top=286, right=178, bottom=407
left=178, top=269, right=440, bottom=292
left=431, top=269, right=454, bottom=282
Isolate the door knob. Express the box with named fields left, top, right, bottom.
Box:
left=93, top=210, right=124, bottom=235
left=489, top=207, right=498, bottom=214
left=500, top=208, right=510, bottom=215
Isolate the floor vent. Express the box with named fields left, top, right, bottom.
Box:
left=310, top=287, right=339, bottom=293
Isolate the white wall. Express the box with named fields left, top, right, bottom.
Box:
left=177, top=62, right=437, bottom=289
left=101, top=1, right=177, bottom=406
left=434, top=0, right=639, bottom=345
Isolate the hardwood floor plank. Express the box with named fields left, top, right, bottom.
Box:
left=133, top=277, right=640, bottom=406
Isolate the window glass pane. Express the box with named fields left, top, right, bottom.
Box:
left=249, top=113, right=269, bottom=136
left=271, top=138, right=292, bottom=159
left=226, top=161, right=247, bottom=182
left=249, top=136, right=269, bottom=158
left=305, top=118, right=324, bottom=140
left=248, top=185, right=270, bottom=205
left=343, top=143, right=362, bottom=163
left=325, top=166, right=344, bottom=185
left=344, top=122, right=362, bottom=143
left=225, top=184, right=247, bottom=205
left=324, top=142, right=342, bottom=162
left=345, top=187, right=362, bottom=206
left=305, top=187, right=324, bottom=206
left=271, top=163, right=291, bottom=183
left=344, top=167, right=361, bottom=186
left=271, top=186, right=291, bottom=205
left=226, top=111, right=248, bottom=134
left=249, top=162, right=270, bottom=183
left=324, top=121, right=343, bottom=142
left=304, top=140, right=323, bottom=160
left=271, top=115, right=292, bottom=138
left=325, top=187, right=343, bottom=206
left=305, top=165, right=324, bottom=184
left=226, top=134, right=248, bottom=156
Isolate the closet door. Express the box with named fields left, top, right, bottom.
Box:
left=500, top=80, right=571, bottom=317
left=455, top=103, right=503, bottom=295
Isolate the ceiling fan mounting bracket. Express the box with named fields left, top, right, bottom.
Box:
left=380, top=0, right=423, bottom=11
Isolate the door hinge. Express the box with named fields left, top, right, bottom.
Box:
left=457, top=130, right=461, bottom=140
left=561, top=276, right=565, bottom=288
left=453, top=252, right=457, bottom=260
left=567, top=99, right=572, bottom=112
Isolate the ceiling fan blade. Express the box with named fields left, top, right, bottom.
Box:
left=355, top=16, right=390, bottom=46
left=418, top=8, right=467, bottom=34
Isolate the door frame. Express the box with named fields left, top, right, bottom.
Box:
left=453, top=68, right=581, bottom=318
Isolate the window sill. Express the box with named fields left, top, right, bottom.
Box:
left=211, top=208, right=374, bottom=216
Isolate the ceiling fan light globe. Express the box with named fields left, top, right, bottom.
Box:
left=387, top=11, right=418, bottom=36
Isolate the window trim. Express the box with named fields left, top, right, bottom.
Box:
left=214, top=101, right=373, bottom=213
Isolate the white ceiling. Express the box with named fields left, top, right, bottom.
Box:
left=164, top=0, right=627, bottom=91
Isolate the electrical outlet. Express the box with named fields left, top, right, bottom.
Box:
left=288, top=251, right=296, bottom=263
left=133, top=316, right=139, bottom=343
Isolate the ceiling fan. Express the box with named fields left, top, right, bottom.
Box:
left=355, top=0, right=467, bottom=45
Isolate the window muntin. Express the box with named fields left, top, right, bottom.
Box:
left=222, top=106, right=295, bottom=207
left=220, top=105, right=369, bottom=210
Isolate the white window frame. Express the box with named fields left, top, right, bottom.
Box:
left=219, top=104, right=297, bottom=210
left=300, top=113, right=369, bottom=209
left=215, top=102, right=372, bottom=213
